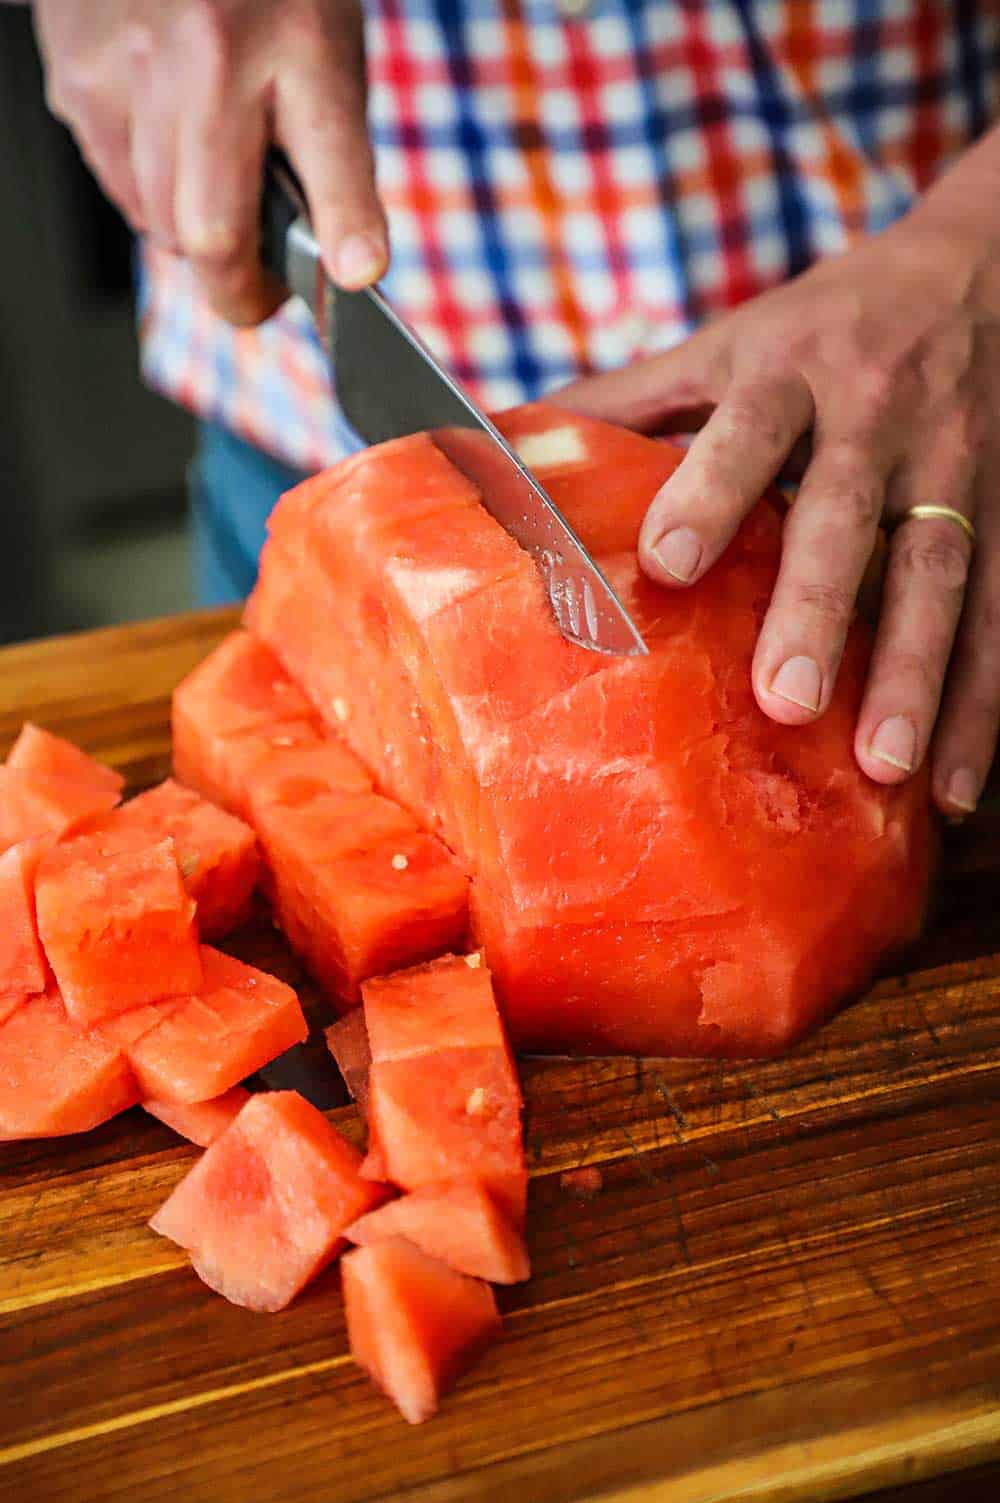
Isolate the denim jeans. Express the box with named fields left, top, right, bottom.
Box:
left=189, top=421, right=310, bottom=606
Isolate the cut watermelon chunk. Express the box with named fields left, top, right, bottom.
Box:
left=0, top=840, right=48, bottom=1006
left=345, top=1182, right=529, bottom=1284
left=0, top=990, right=137, bottom=1139
left=35, top=833, right=200, bottom=1021
left=249, top=402, right=934, bottom=1058
left=244, top=738, right=373, bottom=809
left=35, top=834, right=202, bottom=1028
left=325, top=1009, right=371, bottom=1117
left=102, top=779, right=260, bottom=940
left=122, top=946, right=307, bottom=1103
left=362, top=952, right=502, bottom=1062
left=143, top=1086, right=251, bottom=1146
left=149, top=1090, right=385, bottom=1310
left=7, top=723, right=124, bottom=799
left=342, top=1237, right=501, bottom=1424
left=251, top=782, right=468, bottom=1004
left=0, top=766, right=121, bottom=854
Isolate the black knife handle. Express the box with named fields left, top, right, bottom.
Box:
left=260, top=146, right=310, bottom=290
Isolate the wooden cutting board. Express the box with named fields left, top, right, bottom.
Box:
left=2, top=610, right=999, bottom=1503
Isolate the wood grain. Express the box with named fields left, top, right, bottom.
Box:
left=1, top=613, right=999, bottom=1503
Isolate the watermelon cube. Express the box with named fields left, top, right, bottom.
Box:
left=143, top=1086, right=251, bottom=1146
left=345, top=1182, right=529, bottom=1284
left=342, top=1237, right=501, bottom=1424
left=0, top=990, right=137, bottom=1140
left=122, top=946, right=308, bottom=1103
left=7, top=723, right=124, bottom=799
left=363, top=952, right=502, bottom=1061
left=35, top=835, right=202, bottom=1028
left=0, top=766, right=121, bottom=854
left=104, top=779, right=260, bottom=940
left=149, top=1090, right=385, bottom=1310
left=0, top=840, right=48, bottom=1011
left=324, top=1009, right=371, bottom=1118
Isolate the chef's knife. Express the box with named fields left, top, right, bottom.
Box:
left=260, top=149, right=647, bottom=658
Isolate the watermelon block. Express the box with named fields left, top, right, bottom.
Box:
left=325, top=1009, right=371, bottom=1117
left=103, top=779, right=260, bottom=940
left=143, top=1086, right=251, bottom=1146
left=250, top=782, right=468, bottom=1004
left=362, top=952, right=502, bottom=1062
left=244, top=739, right=372, bottom=810
left=122, top=946, right=307, bottom=1104
left=0, top=990, right=137, bottom=1140
left=0, top=840, right=48, bottom=1007
left=342, top=1237, right=501, bottom=1424
left=0, top=766, right=121, bottom=854
left=35, top=834, right=202, bottom=1028
left=172, top=630, right=319, bottom=815
left=7, top=723, right=124, bottom=799
left=345, top=1182, right=530, bottom=1284
left=149, top=1090, right=386, bottom=1310
left=249, top=402, right=934, bottom=1058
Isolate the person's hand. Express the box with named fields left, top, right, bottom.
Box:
left=34, top=0, right=388, bottom=324
left=554, top=194, right=1000, bottom=818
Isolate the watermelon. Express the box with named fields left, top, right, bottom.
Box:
left=249, top=779, right=468, bottom=1005
left=35, top=834, right=202, bottom=1028
left=149, top=1090, right=386, bottom=1310
left=119, top=946, right=307, bottom=1104
left=248, top=403, right=934, bottom=1058
left=0, top=990, right=137, bottom=1139
left=7, top=723, right=124, bottom=799
left=143, top=1086, right=251, bottom=1146
left=325, top=1009, right=372, bottom=1117
left=362, top=956, right=526, bottom=1224
left=101, top=779, right=260, bottom=940
left=0, top=766, right=121, bottom=854
left=345, top=1182, right=530, bottom=1284
left=172, top=630, right=319, bottom=816
left=342, top=1237, right=501, bottom=1424
left=0, top=840, right=48, bottom=1011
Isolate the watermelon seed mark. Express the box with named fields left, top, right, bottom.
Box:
left=390, top=853, right=409, bottom=871
left=332, top=699, right=349, bottom=722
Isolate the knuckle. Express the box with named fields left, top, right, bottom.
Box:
left=710, top=391, right=790, bottom=457
left=791, top=579, right=856, bottom=627
left=880, top=647, right=941, bottom=701
left=185, top=220, right=247, bottom=265
left=893, top=530, right=970, bottom=594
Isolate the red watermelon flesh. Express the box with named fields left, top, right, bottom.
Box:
left=149, top=1089, right=385, bottom=1311
left=249, top=403, right=933, bottom=1058
left=0, top=840, right=48, bottom=1007
left=342, top=1237, right=501, bottom=1425
left=324, top=1009, right=371, bottom=1117
left=143, top=1086, right=251, bottom=1146
left=35, top=835, right=202, bottom=1028
left=245, top=739, right=372, bottom=809
left=122, top=946, right=307, bottom=1104
left=0, top=990, right=137, bottom=1140
left=0, top=766, right=121, bottom=854
left=362, top=953, right=502, bottom=1062
left=7, top=724, right=125, bottom=800
left=345, top=1182, right=529, bottom=1284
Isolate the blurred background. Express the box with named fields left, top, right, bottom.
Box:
left=0, top=6, right=195, bottom=647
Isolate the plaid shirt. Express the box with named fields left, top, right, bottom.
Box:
left=139, top=0, right=1000, bottom=476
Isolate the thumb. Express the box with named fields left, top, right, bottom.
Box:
left=274, top=7, right=387, bottom=290
left=549, top=323, right=728, bottom=436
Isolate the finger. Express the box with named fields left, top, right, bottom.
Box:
left=172, top=28, right=278, bottom=326
left=128, top=47, right=179, bottom=249
left=273, top=19, right=388, bottom=290
left=752, top=440, right=888, bottom=725
left=931, top=496, right=1000, bottom=816
left=854, top=510, right=974, bottom=784
left=68, top=110, right=145, bottom=230
left=637, top=373, right=813, bottom=589
left=550, top=325, right=728, bottom=434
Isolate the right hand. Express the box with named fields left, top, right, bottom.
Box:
left=34, top=0, right=388, bottom=324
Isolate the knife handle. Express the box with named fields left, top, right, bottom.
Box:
left=260, top=146, right=310, bottom=290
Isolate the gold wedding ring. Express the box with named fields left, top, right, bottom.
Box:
left=890, top=504, right=976, bottom=546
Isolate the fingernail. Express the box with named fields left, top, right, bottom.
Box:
left=869, top=715, right=917, bottom=772
left=769, top=655, right=822, bottom=713
left=652, top=527, right=702, bottom=583
left=945, top=767, right=979, bottom=814
left=335, top=233, right=385, bottom=289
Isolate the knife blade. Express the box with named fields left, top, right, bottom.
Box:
left=261, top=150, right=647, bottom=658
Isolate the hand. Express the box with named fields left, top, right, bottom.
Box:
left=34, top=0, right=388, bottom=323
left=555, top=197, right=1000, bottom=818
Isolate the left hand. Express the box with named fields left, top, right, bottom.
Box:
left=554, top=201, right=1000, bottom=818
